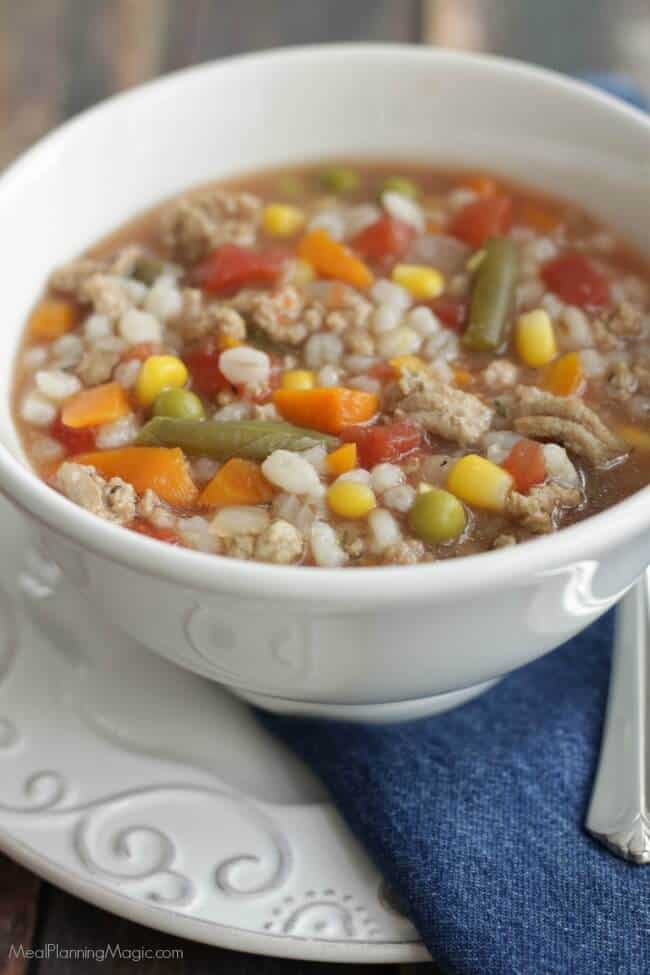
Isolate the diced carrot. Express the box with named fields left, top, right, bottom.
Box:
left=198, top=458, right=274, bottom=508
left=71, top=447, right=198, bottom=506
left=326, top=442, right=358, bottom=476
left=273, top=387, right=378, bottom=435
left=502, top=439, right=546, bottom=493
left=453, top=369, right=473, bottom=388
left=460, top=174, right=498, bottom=197
left=426, top=218, right=444, bottom=234
left=543, top=352, right=585, bottom=397
left=61, top=382, right=130, bottom=429
left=28, top=299, right=76, bottom=340
left=297, top=229, right=373, bottom=290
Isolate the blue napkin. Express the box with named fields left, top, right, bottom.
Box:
left=261, top=79, right=649, bottom=975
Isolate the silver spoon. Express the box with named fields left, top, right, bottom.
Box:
left=586, top=569, right=650, bottom=863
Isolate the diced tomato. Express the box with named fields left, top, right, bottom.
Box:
left=350, top=216, right=414, bottom=264
left=367, top=361, right=398, bottom=382
left=540, top=251, right=609, bottom=309
left=341, top=421, right=422, bottom=469
left=502, top=439, right=546, bottom=493
left=449, top=195, right=513, bottom=248
left=183, top=336, right=232, bottom=397
left=192, top=244, right=286, bottom=295
left=132, top=519, right=183, bottom=546
left=49, top=414, right=96, bottom=454
left=426, top=296, right=468, bottom=332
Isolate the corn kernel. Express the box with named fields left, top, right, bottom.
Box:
left=136, top=355, right=188, bottom=406
left=262, top=203, right=305, bottom=238
left=417, top=482, right=434, bottom=494
left=389, top=355, right=429, bottom=375
left=516, top=309, right=557, bottom=367
left=326, top=443, right=358, bottom=476
left=327, top=480, right=376, bottom=519
left=281, top=369, right=315, bottom=391
left=447, top=454, right=513, bottom=512
left=391, top=264, right=445, bottom=300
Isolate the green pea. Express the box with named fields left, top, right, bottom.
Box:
left=380, top=176, right=419, bottom=200
left=152, top=388, right=205, bottom=421
left=319, top=166, right=361, bottom=194
left=408, top=488, right=467, bottom=545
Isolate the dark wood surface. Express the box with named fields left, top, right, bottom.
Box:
left=0, top=1, right=647, bottom=971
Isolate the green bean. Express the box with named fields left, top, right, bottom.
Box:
left=379, top=176, right=419, bottom=200
left=136, top=418, right=338, bottom=460
left=463, top=237, right=519, bottom=353
left=318, top=166, right=360, bottom=194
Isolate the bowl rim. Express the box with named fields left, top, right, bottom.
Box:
left=1, top=42, right=648, bottom=607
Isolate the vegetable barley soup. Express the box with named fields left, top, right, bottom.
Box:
left=13, top=162, right=650, bottom=566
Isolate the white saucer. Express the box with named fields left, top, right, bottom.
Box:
left=0, top=497, right=427, bottom=964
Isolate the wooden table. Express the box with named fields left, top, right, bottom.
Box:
left=0, top=2, right=647, bottom=971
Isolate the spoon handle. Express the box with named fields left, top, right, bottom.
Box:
left=586, top=570, right=650, bottom=863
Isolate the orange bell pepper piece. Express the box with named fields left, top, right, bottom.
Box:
left=297, top=229, right=373, bottom=289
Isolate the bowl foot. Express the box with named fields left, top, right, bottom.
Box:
left=234, top=679, right=500, bottom=724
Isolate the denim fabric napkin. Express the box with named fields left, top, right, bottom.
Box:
left=261, top=79, right=649, bottom=975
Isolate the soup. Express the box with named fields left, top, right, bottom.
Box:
left=12, top=162, right=650, bottom=566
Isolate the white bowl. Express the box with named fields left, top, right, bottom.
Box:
left=0, top=45, right=648, bottom=722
